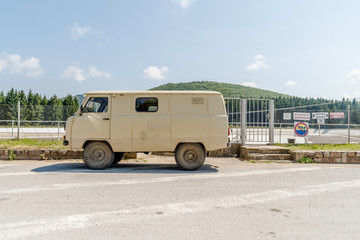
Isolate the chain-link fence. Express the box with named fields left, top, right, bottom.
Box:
left=0, top=104, right=75, bottom=122
left=274, top=105, right=360, bottom=144
left=0, top=102, right=76, bottom=139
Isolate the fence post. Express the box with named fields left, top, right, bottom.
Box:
left=11, top=120, right=14, bottom=139
left=279, top=123, right=282, bottom=144
left=269, top=100, right=275, bottom=145
left=17, top=100, right=20, bottom=140
left=57, top=121, right=60, bottom=140
left=348, top=105, right=351, bottom=143
left=241, top=99, right=247, bottom=145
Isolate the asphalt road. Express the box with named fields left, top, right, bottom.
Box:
left=1, top=155, right=360, bottom=239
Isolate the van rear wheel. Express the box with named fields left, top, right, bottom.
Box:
left=112, top=152, right=124, bottom=165
left=83, top=142, right=114, bottom=170
left=175, top=143, right=205, bottom=170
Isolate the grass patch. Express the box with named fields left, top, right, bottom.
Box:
left=276, top=143, right=360, bottom=151
left=0, top=139, right=67, bottom=150
left=297, top=157, right=316, bottom=163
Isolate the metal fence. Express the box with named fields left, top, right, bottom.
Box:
left=275, top=123, right=360, bottom=144
left=226, top=98, right=360, bottom=145
left=274, top=104, right=357, bottom=144
left=226, top=98, right=274, bottom=145
left=0, top=120, right=65, bottom=140
left=0, top=104, right=75, bottom=122
left=0, top=102, right=73, bottom=140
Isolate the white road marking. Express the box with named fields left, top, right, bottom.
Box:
left=0, top=172, right=43, bottom=176
left=0, top=167, right=326, bottom=194
left=1, top=179, right=360, bottom=239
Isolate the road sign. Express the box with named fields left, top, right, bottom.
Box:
left=312, top=112, right=328, bottom=119
left=294, top=122, right=309, bottom=137
left=330, top=112, right=344, bottom=119
left=317, top=118, right=325, bottom=124
left=283, top=113, right=291, bottom=120
left=293, top=112, right=310, bottom=121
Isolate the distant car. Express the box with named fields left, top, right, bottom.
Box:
left=64, top=91, right=229, bottom=170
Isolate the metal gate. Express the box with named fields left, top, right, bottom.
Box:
left=225, top=98, right=274, bottom=145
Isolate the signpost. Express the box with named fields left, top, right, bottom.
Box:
left=294, top=122, right=309, bottom=137
left=293, top=112, right=311, bottom=121
left=312, top=112, right=328, bottom=119
left=283, top=113, right=291, bottom=120
left=317, top=118, right=325, bottom=125
left=330, top=112, right=344, bottom=119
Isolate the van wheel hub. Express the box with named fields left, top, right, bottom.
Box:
left=93, top=149, right=105, bottom=161
left=184, top=150, right=197, bottom=162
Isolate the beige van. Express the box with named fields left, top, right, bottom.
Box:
left=63, top=91, right=228, bottom=170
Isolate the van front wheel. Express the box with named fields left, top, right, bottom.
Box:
left=175, top=143, right=205, bottom=170
left=83, top=142, right=114, bottom=170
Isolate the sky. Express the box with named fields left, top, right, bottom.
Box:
left=1, top=0, right=360, bottom=100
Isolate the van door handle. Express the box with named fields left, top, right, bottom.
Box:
left=103, top=118, right=110, bottom=120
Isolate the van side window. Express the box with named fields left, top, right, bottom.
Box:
left=135, top=97, right=158, bottom=112
left=83, top=97, right=108, bottom=113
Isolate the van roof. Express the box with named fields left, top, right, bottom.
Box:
left=84, top=90, right=222, bottom=96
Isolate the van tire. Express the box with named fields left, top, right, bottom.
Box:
left=112, top=152, right=124, bottom=165
left=83, top=142, right=114, bottom=170
left=175, top=143, right=205, bottom=170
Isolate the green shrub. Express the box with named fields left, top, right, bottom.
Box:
left=7, top=150, right=16, bottom=161
left=297, top=157, right=315, bottom=163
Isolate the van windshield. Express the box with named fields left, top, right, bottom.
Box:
left=83, top=97, right=108, bottom=113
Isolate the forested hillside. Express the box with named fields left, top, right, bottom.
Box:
left=151, top=81, right=290, bottom=99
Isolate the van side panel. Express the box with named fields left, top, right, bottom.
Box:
left=171, top=95, right=210, bottom=150
left=132, top=95, right=171, bottom=151
left=209, top=95, right=228, bottom=150
left=110, top=95, right=133, bottom=152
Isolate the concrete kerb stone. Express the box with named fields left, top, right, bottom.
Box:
left=289, top=149, right=360, bottom=164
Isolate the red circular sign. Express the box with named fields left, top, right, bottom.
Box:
left=294, top=122, right=309, bottom=137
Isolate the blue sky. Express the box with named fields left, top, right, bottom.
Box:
left=1, top=0, right=360, bottom=99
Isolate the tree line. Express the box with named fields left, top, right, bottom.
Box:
left=0, top=88, right=79, bottom=122
left=1, top=87, right=359, bottom=124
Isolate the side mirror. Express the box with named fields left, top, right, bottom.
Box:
left=79, top=105, right=84, bottom=116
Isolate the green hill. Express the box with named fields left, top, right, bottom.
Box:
left=150, top=81, right=290, bottom=99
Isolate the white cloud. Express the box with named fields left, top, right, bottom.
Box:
left=88, top=67, right=111, bottom=78
left=71, top=23, right=93, bottom=39
left=253, top=54, right=265, bottom=61
left=144, top=66, right=169, bottom=80
left=285, top=81, right=298, bottom=87
left=174, top=0, right=196, bottom=8
left=246, top=54, right=270, bottom=71
left=62, top=66, right=86, bottom=82
left=0, top=53, right=43, bottom=77
left=240, top=82, right=257, bottom=88
left=62, top=65, right=110, bottom=83
left=345, top=69, right=360, bottom=84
